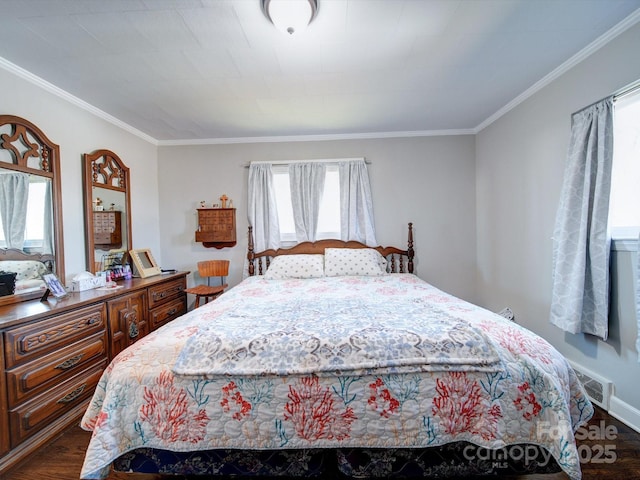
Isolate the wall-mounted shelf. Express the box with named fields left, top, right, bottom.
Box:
left=195, top=208, right=236, bottom=249
left=93, top=211, right=122, bottom=250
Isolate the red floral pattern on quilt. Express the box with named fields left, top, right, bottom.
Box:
left=140, top=371, right=210, bottom=443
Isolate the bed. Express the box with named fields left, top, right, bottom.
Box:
left=0, top=248, right=52, bottom=305
left=80, top=223, right=593, bottom=479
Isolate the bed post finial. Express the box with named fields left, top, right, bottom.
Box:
left=407, top=222, right=414, bottom=274
left=247, top=225, right=255, bottom=276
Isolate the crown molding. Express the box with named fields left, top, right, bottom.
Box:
left=475, top=7, right=640, bottom=133
left=0, top=56, right=158, bottom=146
left=157, top=128, right=475, bottom=146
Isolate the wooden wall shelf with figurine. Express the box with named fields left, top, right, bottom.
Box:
left=93, top=211, right=122, bottom=250
left=195, top=208, right=236, bottom=249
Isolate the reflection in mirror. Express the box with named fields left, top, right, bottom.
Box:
left=83, top=150, right=132, bottom=274
left=0, top=115, right=64, bottom=305
left=0, top=170, right=52, bottom=252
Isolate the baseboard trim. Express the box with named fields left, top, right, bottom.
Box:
left=609, top=396, right=640, bottom=433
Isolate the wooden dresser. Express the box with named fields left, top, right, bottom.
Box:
left=0, top=272, right=187, bottom=474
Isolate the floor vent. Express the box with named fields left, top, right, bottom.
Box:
left=569, top=362, right=612, bottom=410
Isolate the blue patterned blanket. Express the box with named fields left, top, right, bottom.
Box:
left=173, top=291, right=502, bottom=376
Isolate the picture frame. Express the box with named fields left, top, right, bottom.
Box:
left=41, top=272, right=68, bottom=299
left=129, top=248, right=162, bottom=278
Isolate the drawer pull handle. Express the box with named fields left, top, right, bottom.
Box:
left=153, top=292, right=166, bottom=300
left=124, top=311, right=139, bottom=339
left=55, top=354, right=84, bottom=370
left=129, top=321, right=139, bottom=339
left=57, top=384, right=86, bottom=404
left=167, top=308, right=178, bottom=316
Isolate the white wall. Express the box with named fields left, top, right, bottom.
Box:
left=157, top=135, right=477, bottom=303
left=0, top=67, right=160, bottom=284
left=476, top=22, right=640, bottom=421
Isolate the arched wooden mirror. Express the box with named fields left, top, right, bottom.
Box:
left=82, top=149, right=132, bottom=273
left=0, top=114, right=65, bottom=305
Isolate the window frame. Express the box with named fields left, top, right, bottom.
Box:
left=269, top=158, right=364, bottom=245
left=609, top=88, right=640, bottom=243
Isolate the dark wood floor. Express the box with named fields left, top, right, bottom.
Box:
left=3, top=406, right=639, bottom=480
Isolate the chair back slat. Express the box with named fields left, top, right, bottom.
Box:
left=197, top=260, right=229, bottom=277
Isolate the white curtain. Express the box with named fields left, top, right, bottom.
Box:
left=247, top=163, right=280, bottom=253
left=550, top=97, right=614, bottom=341
left=42, top=179, right=54, bottom=255
left=289, top=162, right=326, bottom=242
left=0, top=172, right=30, bottom=250
left=339, top=159, right=377, bottom=245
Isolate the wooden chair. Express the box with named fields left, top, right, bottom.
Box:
left=184, top=260, right=229, bottom=308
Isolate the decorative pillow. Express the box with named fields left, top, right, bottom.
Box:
left=263, top=254, right=325, bottom=279
left=0, top=260, right=49, bottom=281
left=324, top=248, right=388, bottom=277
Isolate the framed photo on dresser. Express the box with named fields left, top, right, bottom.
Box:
left=42, top=272, right=68, bottom=299
left=129, top=248, right=162, bottom=278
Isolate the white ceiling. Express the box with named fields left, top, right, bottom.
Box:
left=0, top=0, right=639, bottom=143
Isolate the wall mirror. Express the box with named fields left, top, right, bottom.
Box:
left=0, top=114, right=65, bottom=305
left=82, top=149, right=132, bottom=273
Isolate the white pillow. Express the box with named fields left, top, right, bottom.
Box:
left=263, top=254, right=325, bottom=279
left=15, top=278, right=46, bottom=291
left=0, top=260, right=49, bottom=281
left=324, top=248, right=388, bottom=277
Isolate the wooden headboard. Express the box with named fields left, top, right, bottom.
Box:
left=247, top=223, right=414, bottom=276
left=0, top=248, right=55, bottom=269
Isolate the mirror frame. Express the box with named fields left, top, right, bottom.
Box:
left=82, top=149, right=132, bottom=274
left=0, top=114, right=65, bottom=304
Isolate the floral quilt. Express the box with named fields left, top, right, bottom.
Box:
left=80, top=274, right=593, bottom=480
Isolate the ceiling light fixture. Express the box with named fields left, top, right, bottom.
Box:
left=261, top=0, right=318, bottom=35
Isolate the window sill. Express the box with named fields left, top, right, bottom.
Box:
left=611, top=238, right=638, bottom=252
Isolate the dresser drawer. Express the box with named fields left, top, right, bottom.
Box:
left=6, top=332, right=107, bottom=407
left=148, top=277, right=186, bottom=309
left=94, top=232, right=112, bottom=244
left=4, top=304, right=107, bottom=368
left=149, top=297, right=187, bottom=330
left=9, top=361, right=106, bottom=446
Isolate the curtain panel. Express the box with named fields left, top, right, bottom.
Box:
left=550, top=97, right=614, bottom=341
left=289, top=162, right=326, bottom=242
left=0, top=172, right=30, bottom=250
left=339, top=159, right=377, bottom=245
left=247, top=163, right=280, bottom=253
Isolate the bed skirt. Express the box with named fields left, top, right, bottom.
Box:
left=112, top=443, right=562, bottom=478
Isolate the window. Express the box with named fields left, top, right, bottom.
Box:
left=272, top=164, right=340, bottom=243
left=609, top=89, right=640, bottom=239
left=248, top=158, right=376, bottom=249
left=0, top=178, right=47, bottom=251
